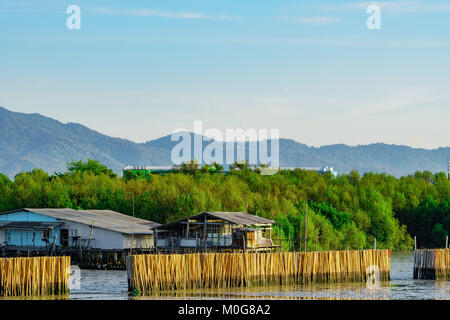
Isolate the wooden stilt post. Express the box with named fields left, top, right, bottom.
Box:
left=446, top=235, right=448, bottom=249
left=373, top=238, right=376, bottom=250
left=414, top=236, right=417, bottom=250
left=186, top=221, right=190, bottom=239
left=154, top=229, right=158, bottom=254
left=203, top=214, right=207, bottom=252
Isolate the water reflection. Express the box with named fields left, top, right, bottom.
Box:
left=132, top=282, right=388, bottom=300
left=0, top=295, right=69, bottom=300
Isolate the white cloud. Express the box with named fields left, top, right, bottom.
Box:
left=276, top=16, right=340, bottom=26
left=343, top=0, right=450, bottom=13
left=91, top=8, right=233, bottom=20
left=342, top=88, right=440, bottom=120
left=310, top=0, right=450, bottom=14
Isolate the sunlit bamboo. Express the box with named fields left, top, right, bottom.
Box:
left=129, top=250, right=390, bottom=294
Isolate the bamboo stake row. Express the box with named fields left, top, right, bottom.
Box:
left=414, top=249, right=450, bottom=280
left=128, top=250, right=390, bottom=294
left=0, top=256, right=71, bottom=296
left=435, top=249, right=450, bottom=280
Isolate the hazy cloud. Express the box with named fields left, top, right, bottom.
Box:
left=342, top=89, right=440, bottom=120
left=276, top=16, right=340, bottom=26
left=91, top=7, right=233, bottom=20
left=343, top=0, right=450, bottom=13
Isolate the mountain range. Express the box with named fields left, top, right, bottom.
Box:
left=0, top=106, right=448, bottom=179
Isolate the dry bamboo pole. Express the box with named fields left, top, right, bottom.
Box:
left=435, top=249, right=450, bottom=280
left=128, top=250, right=391, bottom=293
left=0, top=256, right=70, bottom=297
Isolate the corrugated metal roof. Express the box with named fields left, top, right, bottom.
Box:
left=280, top=167, right=322, bottom=171
left=0, top=221, right=63, bottom=231
left=0, top=209, right=160, bottom=235
left=123, top=166, right=174, bottom=171
left=206, top=212, right=274, bottom=225
left=157, top=211, right=274, bottom=229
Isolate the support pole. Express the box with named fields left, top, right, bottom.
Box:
left=288, top=227, right=291, bottom=252
left=373, top=238, right=376, bottom=250
left=131, top=193, right=135, bottom=255
left=186, top=221, right=190, bottom=238
left=203, top=214, right=207, bottom=252
left=304, top=201, right=308, bottom=253
left=154, top=229, right=158, bottom=253
left=414, top=236, right=417, bottom=250
left=278, top=225, right=281, bottom=252
left=315, top=232, right=318, bottom=252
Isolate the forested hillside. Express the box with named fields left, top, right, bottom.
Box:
left=1, top=106, right=448, bottom=178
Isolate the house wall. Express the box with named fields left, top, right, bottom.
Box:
left=122, top=234, right=154, bottom=249
left=0, top=210, right=153, bottom=250
left=0, top=210, right=60, bottom=247
left=4, top=229, right=59, bottom=247
left=0, top=229, right=5, bottom=244
left=60, top=221, right=126, bottom=250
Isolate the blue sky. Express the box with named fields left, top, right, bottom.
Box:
left=0, top=0, right=449, bottom=148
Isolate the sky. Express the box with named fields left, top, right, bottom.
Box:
left=0, top=0, right=449, bottom=149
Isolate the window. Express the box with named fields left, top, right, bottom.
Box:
left=42, top=230, right=50, bottom=241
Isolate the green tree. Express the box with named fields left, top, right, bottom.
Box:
left=67, top=159, right=117, bottom=178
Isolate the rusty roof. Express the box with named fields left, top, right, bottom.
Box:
left=156, top=211, right=274, bottom=229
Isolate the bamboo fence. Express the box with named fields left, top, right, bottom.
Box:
left=128, top=250, right=390, bottom=294
left=414, top=249, right=450, bottom=280
left=0, top=256, right=71, bottom=297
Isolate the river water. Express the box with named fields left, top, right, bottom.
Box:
left=67, top=253, right=450, bottom=300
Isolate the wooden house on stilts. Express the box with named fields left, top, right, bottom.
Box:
left=154, top=211, right=275, bottom=252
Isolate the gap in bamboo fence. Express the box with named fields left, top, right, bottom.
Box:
left=414, top=249, right=450, bottom=280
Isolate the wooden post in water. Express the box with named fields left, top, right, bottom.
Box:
left=87, top=222, right=94, bottom=249
left=203, top=214, right=207, bottom=252
left=414, top=236, right=417, bottom=250
left=51, top=234, right=58, bottom=256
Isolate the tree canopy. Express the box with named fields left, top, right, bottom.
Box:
left=0, top=161, right=448, bottom=250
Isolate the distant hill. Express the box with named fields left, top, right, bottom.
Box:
left=0, top=106, right=448, bottom=178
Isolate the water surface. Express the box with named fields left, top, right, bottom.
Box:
left=69, top=253, right=450, bottom=300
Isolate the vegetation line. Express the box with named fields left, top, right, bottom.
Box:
left=0, top=160, right=448, bottom=250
